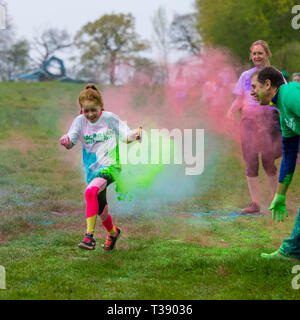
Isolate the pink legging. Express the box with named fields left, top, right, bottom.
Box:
left=85, top=178, right=108, bottom=220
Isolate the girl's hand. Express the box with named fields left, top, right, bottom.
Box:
left=60, top=134, right=73, bottom=149
left=127, top=127, right=142, bottom=143
left=136, top=126, right=142, bottom=143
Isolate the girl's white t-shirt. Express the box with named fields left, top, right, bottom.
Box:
left=67, top=111, right=130, bottom=184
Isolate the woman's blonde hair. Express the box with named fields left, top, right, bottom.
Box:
left=78, top=83, right=104, bottom=113
left=249, top=40, right=272, bottom=65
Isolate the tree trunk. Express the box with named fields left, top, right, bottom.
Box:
left=109, top=54, right=116, bottom=85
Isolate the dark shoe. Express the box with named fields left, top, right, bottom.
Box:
left=241, top=202, right=260, bottom=215
left=103, top=227, right=121, bottom=251
left=78, top=233, right=96, bottom=250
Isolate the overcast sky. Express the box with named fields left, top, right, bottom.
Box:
left=7, top=0, right=195, bottom=42
left=3, top=0, right=195, bottom=74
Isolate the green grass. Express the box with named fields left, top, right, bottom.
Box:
left=0, top=82, right=300, bottom=300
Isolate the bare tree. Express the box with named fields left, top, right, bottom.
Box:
left=0, top=0, right=7, bottom=30
left=0, top=0, right=15, bottom=80
left=32, top=28, right=73, bottom=66
left=151, top=6, right=170, bottom=82
left=170, top=13, right=202, bottom=55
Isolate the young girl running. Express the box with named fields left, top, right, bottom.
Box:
left=60, top=84, right=141, bottom=251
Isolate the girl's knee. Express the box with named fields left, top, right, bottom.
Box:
left=85, top=186, right=99, bottom=201
left=88, top=177, right=107, bottom=190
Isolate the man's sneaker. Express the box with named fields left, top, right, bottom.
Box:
left=103, top=227, right=121, bottom=251
left=78, top=233, right=96, bottom=250
left=241, top=202, right=260, bottom=215
left=261, top=250, right=299, bottom=262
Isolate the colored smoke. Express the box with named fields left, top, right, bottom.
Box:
left=100, top=48, right=242, bottom=214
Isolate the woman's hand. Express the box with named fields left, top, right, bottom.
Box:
left=226, top=96, right=243, bottom=120
left=60, top=134, right=73, bottom=149
left=226, top=109, right=235, bottom=120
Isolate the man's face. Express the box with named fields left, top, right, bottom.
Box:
left=251, top=74, right=271, bottom=105
left=293, top=75, right=300, bottom=83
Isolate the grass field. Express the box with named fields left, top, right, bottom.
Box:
left=0, top=82, right=300, bottom=300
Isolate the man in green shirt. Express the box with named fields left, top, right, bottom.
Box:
left=251, top=66, right=300, bottom=261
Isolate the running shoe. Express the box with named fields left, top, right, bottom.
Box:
left=103, top=227, right=121, bottom=251
left=78, top=233, right=96, bottom=250
left=241, top=202, right=260, bottom=215
left=261, top=250, right=299, bottom=262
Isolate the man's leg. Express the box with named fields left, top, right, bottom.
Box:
left=261, top=208, right=300, bottom=261
left=279, top=208, right=300, bottom=259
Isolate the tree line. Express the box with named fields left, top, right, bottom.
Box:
left=195, top=0, right=300, bottom=78
left=0, top=0, right=299, bottom=83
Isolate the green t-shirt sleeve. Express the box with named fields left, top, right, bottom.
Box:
left=278, top=83, right=300, bottom=137
left=288, top=83, right=300, bottom=117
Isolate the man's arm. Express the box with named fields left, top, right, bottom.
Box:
left=277, top=182, right=290, bottom=195
left=270, top=135, right=300, bottom=221
left=278, top=135, right=300, bottom=193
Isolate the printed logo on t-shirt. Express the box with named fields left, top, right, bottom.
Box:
left=285, top=117, right=296, bottom=131
left=84, top=130, right=114, bottom=145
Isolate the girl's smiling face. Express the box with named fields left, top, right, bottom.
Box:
left=81, top=101, right=102, bottom=123
left=251, top=45, right=269, bottom=68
